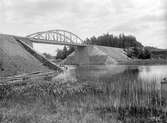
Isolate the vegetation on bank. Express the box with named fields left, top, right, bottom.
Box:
left=84, top=34, right=166, bottom=60
left=0, top=74, right=167, bottom=123
left=84, top=33, right=143, bottom=48
left=120, top=59, right=167, bottom=65
left=42, top=33, right=166, bottom=63
left=56, top=46, right=75, bottom=60
left=125, top=47, right=151, bottom=59
left=145, top=47, right=167, bottom=59
left=43, top=46, right=75, bottom=60
left=52, top=33, right=145, bottom=60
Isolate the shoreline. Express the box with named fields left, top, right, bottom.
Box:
left=119, top=59, right=167, bottom=65
left=55, top=59, right=167, bottom=66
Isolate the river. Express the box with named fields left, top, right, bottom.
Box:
left=55, top=65, right=167, bottom=86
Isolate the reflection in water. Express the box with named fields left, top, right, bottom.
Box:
left=138, top=65, right=167, bottom=83
left=75, top=65, right=127, bottom=81
left=55, top=65, right=167, bottom=84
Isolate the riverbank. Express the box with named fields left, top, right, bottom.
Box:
left=119, top=59, right=167, bottom=65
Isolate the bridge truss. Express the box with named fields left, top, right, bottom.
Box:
left=27, top=30, right=87, bottom=46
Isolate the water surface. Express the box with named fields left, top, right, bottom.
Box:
left=55, top=65, right=167, bottom=84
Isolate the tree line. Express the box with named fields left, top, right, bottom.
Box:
left=84, top=33, right=143, bottom=48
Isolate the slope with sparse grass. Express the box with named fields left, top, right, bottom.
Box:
left=0, top=34, right=61, bottom=77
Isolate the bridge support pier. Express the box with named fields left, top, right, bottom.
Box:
left=74, top=46, right=90, bottom=65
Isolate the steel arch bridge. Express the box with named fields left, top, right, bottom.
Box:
left=26, top=30, right=87, bottom=47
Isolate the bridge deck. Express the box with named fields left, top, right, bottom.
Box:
left=29, top=38, right=88, bottom=47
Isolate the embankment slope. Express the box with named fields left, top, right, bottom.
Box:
left=63, top=45, right=130, bottom=65
left=0, top=34, right=60, bottom=77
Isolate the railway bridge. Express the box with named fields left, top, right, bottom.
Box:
left=26, top=30, right=88, bottom=47
left=16, top=29, right=128, bottom=66
left=15, top=29, right=91, bottom=67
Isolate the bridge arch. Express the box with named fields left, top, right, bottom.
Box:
left=27, top=30, right=87, bottom=46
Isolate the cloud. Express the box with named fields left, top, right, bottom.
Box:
left=110, top=0, right=134, bottom=14
left=141, top=14, right=165, bottom=23
left=0, top=0, right=166, bottom=52
left=1, top=0, right=71, bottom=23
left=111, top=22, right=148, bottom=34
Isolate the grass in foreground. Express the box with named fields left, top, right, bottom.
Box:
left=0, top=75, right=167, bottom=123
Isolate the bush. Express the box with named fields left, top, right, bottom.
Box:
left=127, top=47, right=151, bottom=59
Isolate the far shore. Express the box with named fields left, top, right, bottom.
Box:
left=53, top=58, right=167, bottom=66
left=119, top=59, right=167, bottom=65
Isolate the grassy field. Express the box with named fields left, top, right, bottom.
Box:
left=0, top=75, right=167, bottom=123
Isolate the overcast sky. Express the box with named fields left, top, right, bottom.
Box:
left=0, top=0, right=166, bottom=54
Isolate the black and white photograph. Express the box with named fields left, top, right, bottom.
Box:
left=0, top=0, right=167, bottom=122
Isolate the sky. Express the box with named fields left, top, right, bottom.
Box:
left=0, top=0, right=166, bottom=55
